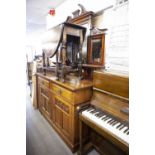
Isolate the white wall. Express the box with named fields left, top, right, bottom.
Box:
left=26, top=32, right=43, bottom=62
left=46, top=0, right=115, bottom=29
left=103, top=2, right=129, bottom=74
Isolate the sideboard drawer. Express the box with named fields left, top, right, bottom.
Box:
left=51, top=83, right=73, bottom=102
left=38, top=77, right=49, bottom=88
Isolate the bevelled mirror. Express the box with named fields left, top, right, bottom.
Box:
left=87, top=33, right=105, bottom=65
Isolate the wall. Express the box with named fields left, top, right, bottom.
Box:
left=26, top=32, right=43, bottom=62
left=46, top=0, right=115, bottom=29
left=93, top=1, right=129, bottom=74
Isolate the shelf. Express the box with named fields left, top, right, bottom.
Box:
left=82, top=64, right=104, bottom=68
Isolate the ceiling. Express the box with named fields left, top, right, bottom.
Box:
left=26, top=0, right=66, bottom=35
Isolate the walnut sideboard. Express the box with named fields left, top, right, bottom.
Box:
left=36, top=73, right=93, bottom=152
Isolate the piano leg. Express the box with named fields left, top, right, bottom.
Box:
left=78, top=117, right=94, bottom=155
left=79, top=119, right=84, bottom=155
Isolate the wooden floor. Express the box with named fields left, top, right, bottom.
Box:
left=26, top=86, right=99, bottom=155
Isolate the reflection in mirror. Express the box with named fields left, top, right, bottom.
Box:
left=81, top=23, right=90, bottom=63
left=66, top=35, right=80, bottom=67
left=91, top=38, right=102, bottom=63
left=87, top=33, right=105, bottom=65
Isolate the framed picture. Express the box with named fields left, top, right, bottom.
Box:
left=87, top=33, right=105, bottom=65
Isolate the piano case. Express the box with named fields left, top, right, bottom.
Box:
left=78, top=71, right=129, bottom=155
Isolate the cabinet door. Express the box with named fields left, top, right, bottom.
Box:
left=54, top=98, right=71, bottom=139
left=41, top=94, right=50, bottom=118
left=40, top=86, right=51, bottom=120
left=55, top=105, right=63, bottom=129
left=62, top=112, right=70, bottom=137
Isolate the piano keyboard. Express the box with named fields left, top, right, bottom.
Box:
left=81, top=106, right=129, bottom=144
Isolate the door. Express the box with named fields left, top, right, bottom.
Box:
left=54, top=97, right=71, bottom=139
left=40, top=86, right=51, bottom=120
left=55, top=105, right=63, bottom=129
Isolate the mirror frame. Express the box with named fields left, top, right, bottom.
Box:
left=87, top=33, right=105, bottom=65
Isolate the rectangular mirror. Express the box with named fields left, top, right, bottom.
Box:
left=87, top=33, right=105, bottom=65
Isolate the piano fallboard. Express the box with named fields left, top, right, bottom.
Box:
left=91, top=90, right=129, bottom=122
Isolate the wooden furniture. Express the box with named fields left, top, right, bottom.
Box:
left=82, top=64, right=104, bottom=80
left=78, top=71, right=129, bottom=155
left=70, top=11, right=94, bottom=26
left=81, top=33, right=106, bottom=80
left=69, top=11, right=94, bottom=63
left=87, top=33, right=105, bottom=65
left=36, top=73, right=93, bottom=152
left=42, top=22, right=86, bottom=82
left=38, top=76, right=51, bottom=123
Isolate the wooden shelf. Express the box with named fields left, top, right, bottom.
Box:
left=82, top=64, right=104, bottom=68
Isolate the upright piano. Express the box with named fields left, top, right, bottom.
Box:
left=78, top=71, right=129, bottom=155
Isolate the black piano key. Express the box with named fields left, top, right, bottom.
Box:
left=90, top=108, right=95, bottom=111
left=108, top=119, right=115, bottom=124
left=97, top=113, right=104, bottom=118
left=118, top=124, right=125, bottom=130
left=102, top=116, right=108, bottom=120
left=97, top=110, right=103, bottom=115
left=86, top=107, right=94, bottom=112
left=85, top=109, right=92, bottom=113
left=90, top=109, right=98, bottom=114
left=111, top=121, right=118, bottom=126
left=107, top=119, right=114, bottom=124
left=101, top=115, right=107, bottom=119
left=94, top=111, right=101, bottom=116
left=90, top=110, right=95, bottom=114
left=100, top=115, right=106, bottom=120
left=116, top=123, right=123, bottom=129
left=127, top=131, right=129, bottom=135
left=119, top=125, right=125, bottom=130
left=93, top=112, right=99, bottom=116
left=95, top=111, right=104, bottom=117
left=109, top=120, right=115, bottom=125
left=100, top=115, right=107, bottom=119
left=104, top=117, right=110, bottom=121
left=101, top=116, right=108, bottom=120
left=111, top=120, right=118, bottom=125
left=124, top=128, right=129, bottom=133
